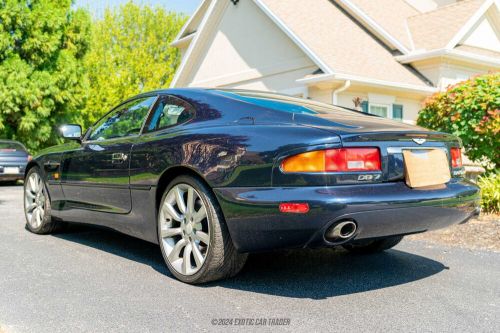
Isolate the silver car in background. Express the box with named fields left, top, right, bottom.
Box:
left=0, top=140, right=31, bottom=183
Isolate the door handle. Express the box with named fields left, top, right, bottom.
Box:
left=111, top=153, right=128, bottom=164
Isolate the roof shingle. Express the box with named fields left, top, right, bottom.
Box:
left=407, top=0, right=486, bottom=50
left=261, top=0, right=429, bottom=86
left=348, top=0, right=419, bottom=50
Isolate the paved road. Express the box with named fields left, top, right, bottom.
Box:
left=0, top=185, right=499, bottom=332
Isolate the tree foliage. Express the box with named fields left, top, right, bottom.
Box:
left=82, top=2, right=187, bottom=126
left=417, top=72, right=500, bottom=170
left=0, top=0, right=91, bottom=151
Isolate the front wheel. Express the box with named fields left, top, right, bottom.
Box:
left=342, top=235, right=404, bottom=254
left=24, top=167, right=59, bottom=234
left=158, top=175, right=247, bottom=284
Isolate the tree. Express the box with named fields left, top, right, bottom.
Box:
left=417, top=72, right=500, bottom=170
left=82, top=2, right=187, bottom=126
left=0, top=0, right=91, bottom=152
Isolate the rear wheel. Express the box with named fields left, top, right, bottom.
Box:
left=158, top=175, right=247, bottom=284
left=24, top=167, right=58, bottom=234
left=342, top=235, right=404, bottom=254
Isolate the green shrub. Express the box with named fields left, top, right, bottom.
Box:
left=478, top=173, right=500, bottom=214
left=417, top=73, right=500, bottom=170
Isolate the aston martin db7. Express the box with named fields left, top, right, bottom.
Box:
left=23, top=89, right=480, bottom=283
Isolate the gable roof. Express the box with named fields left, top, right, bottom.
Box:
left=260, top=0, right=429, bottom=87
left=345, top=0, right=419, bottom=51
left=407, top=0, right=487, bottom=50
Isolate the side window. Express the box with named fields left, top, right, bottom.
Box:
left=146, top=95, right=195, bottom=132
left=89, top=96, right=157, bottom=141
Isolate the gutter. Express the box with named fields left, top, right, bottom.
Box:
left=332, top=80, right=351, bottom=105
left=297, top=73, right=437, bottom=94
left=395, top=49, right=500, bottom=68
left=170, top=32, right=196, bottom=48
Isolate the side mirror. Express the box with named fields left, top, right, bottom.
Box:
left=59, top=124, right=82, bottom=141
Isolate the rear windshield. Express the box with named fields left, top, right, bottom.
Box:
left=215, top=90, right=352, bottom=115
left=0, top=141, right=26, bottom=152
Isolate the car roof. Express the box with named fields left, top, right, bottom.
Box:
left=0, top=140, right=28, bottom=150
left=131, top=88, right=359, bottom=113
left=0, top=139, right=23, bottom=144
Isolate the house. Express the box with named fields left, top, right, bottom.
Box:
left=170, top=0, right=500, bottom=124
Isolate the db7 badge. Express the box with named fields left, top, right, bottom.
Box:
left=358, top=174, right=381, bottom=181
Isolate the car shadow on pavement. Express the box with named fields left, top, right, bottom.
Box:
left=53, top=224, right=447, bottom=299
left=214, top=248, right=447, bottom=299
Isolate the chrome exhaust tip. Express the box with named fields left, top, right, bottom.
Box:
left=325, top=220, right=357, bottom=241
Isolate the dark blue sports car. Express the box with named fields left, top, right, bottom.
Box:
left=24, top=89, right=480, bottom=283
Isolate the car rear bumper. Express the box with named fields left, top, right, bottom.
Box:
left=0, top=164, right=26, bottom=181
left=214, top=179, right=480, bottom=252
left=0, top=173, right=24, bottom=181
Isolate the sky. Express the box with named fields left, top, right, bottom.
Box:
left=74, top=0, right=201, bottom=16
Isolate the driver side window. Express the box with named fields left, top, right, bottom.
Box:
left=89, top=96, right=157, bottom=141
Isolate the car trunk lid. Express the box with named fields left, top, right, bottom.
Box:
left=292, top=112, right=460, bottom=182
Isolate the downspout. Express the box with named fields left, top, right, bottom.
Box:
left=332, top=80, right=351, bottom=105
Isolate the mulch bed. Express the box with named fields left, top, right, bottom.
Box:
left=408, top=214, right=500, bottom=252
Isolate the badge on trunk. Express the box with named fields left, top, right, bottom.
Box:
left=412, top=138, right=426, bottom=145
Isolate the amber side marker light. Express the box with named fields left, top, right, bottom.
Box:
left=450, top=147, right=463, bottom=168
left=281, top=148, right=381, bottom=173
left=279, top=203, right=310, bottom=214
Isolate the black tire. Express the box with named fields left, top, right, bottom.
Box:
left=342, top=235, right=404, bottom=254
left=24, top=167, right=59, bottom=234
left=158, top=175, right=247, bottom=284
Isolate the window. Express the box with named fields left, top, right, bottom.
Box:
left=369, top=104, right=389, bottom=117
left=146, top=95, right=195, bottom=132
left=89, top=96, right=157, bottom=141
left=392, top=104, right=403, bottom=120
left=363, top=102, right=404, bottom=121
left=0, top=141, right=26, bottom=152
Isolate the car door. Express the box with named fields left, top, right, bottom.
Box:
left=129, top=94, right=196, bottom=188
left=60, top=95, right=158, bottom=214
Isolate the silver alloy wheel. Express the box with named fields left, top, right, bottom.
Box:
left=25, top=172, right=46, bottom=229
left=159, top=184, right=210, bottom=276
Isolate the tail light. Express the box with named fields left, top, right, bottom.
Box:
left=281, top=148, right=381, bottom=173
left=27, top=155, right=33, bottom=162
left=450, top=147, right=462, bottom=168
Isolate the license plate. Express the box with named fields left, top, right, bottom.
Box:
left=403, top=149, right=450, bottom=188
left=3, top=167, right=20, bottom=174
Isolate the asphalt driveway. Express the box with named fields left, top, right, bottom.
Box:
left=0, top=184, right=499, bottom=332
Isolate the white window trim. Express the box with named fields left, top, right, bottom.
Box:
left=368, top=103, right=393, bottom=119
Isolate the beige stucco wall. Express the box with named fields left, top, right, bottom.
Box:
left=186, top=0, right=316, bottom=91
left=413, top=58, right=493, bottom=90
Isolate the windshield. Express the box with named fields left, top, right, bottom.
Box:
left=215, top=89, right=353, bottom=115
left=0, top=141, right=26, bottom=152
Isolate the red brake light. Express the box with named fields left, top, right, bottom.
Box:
left=325, top=148, right=381, bottom=172
left=450, top=148, right=462, bottom=168
left=279, top=203, right=310, bottom=214
left=281, top=148, right=381, bottom=173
